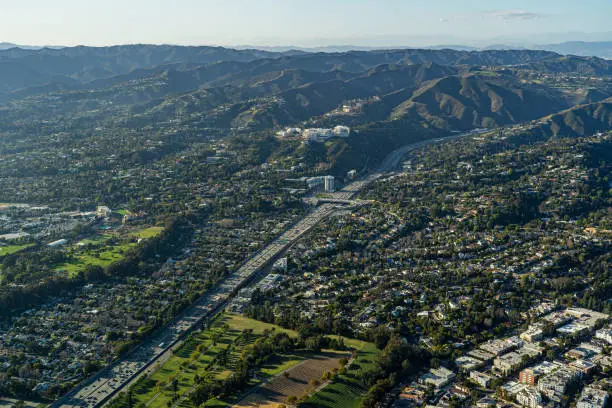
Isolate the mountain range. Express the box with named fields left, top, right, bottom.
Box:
left=1, top=43, right=611, bottom=174
left=237, top=41, right=612, bottom=59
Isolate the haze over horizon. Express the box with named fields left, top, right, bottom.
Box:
left=1, top=0, right=611, bottom=48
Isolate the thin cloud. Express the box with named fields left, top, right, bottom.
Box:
left=440, top=10, right=546, bottom=23
left=484, top=10, right=546, bottom=20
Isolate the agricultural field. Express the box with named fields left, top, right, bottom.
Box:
left=110, top=314, right=376, bottom=408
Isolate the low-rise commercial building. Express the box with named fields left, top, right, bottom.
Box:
left=520, top=325, right=544, bottom=343
left=469, top=371, right=493, bottom=388
left=569, top=359, right=597, bottom=375
left=519, top=361, right=563, bottom=385
left=595, top=326, right=612, bottom=345
left=557, top=322, right=590, bottom=337
left=577, top=386, right=608, bottom=408
left=516, top=388, right=543, bottom=408
left=479, top=336, right=524, bottom=356
left=419, top=366, right=456, bottom=391
left=538, top=366, right=582, bottom=402
left=455, top=356, right=484, bottom=372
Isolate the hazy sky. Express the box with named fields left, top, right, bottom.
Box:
left=1, top=0, right=611, bottom=47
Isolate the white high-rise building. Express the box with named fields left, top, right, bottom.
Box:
left=324, top=176, right=335, bottom=192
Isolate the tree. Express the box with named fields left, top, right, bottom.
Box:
left=127, top=389, right=134, bottom=408
left=172, top=378, right=179, bottom=398
left=211, top=331, right=221, bottom=346
left=430, top=357, right=440, bottom=369
left=339, top=357, right=348, bottom=368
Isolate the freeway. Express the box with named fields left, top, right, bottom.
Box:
left=54, top=204, right=338, bottom=408
left=54, top=131, right=473, bottom=408
left=326, top=133, right=477, bottom=202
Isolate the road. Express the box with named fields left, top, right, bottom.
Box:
left=325, top=132, right=472, bottom=201
left=54, top=205, right=340, bottom=408
left=54, top=132, right=471, bottom=408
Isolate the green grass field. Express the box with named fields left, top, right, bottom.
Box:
left=119, top=314, right=303, bottom=408
left=130, top=226, right=164, bottom=239
left=0, top=243, right=34, bottom=257
left=55, top=243, right=135, bottom=276
left=76, top=234, right=113, bottom=245
left=110, top=314, right=370, bottom=408
left=301, top=341, right=379, bottom=408
left=55, top=226, right=164, bottom=276
left=218, top=313, right=297, bottom=337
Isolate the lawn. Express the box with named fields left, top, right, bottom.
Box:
left=111, top=314, right=322, bottom=408
left=130, top=226, right=164, bottom=239
left=301, top=341, right=379, bottom=408
left=76, top=233, right=113, bottom=245
left=259, top=353, right=305, bottom=376
left=123, top=315, right=257, bottom=408
left=0, top=243, right=34, bottom=257
left=55, top=226, right=164, bottom=276
left=109, top=314, right=377, bottom=408
left=55, top=243, right=135, bottom=276
left=219, top=313, right=298, bottom=337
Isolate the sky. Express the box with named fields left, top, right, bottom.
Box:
left=0, top=0, right=611, bottom=47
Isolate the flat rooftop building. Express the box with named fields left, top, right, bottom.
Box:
left=577, top=386, right=608, bottom=408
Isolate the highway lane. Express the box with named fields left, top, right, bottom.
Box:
left=55, top=132, right=473, bottom=408
left=55, top=205, right=337, bottom=408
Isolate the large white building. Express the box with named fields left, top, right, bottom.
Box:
left=96, top=205, right=112, bottom=218
left=479, top=336, right=524, bottom=356
left=520, top=324, right=544, bottom=343
left=303, top=126, right=350, bottom=143
left=276, top=127, right=302, bottom=138
left=277, top=125, right=351, bottom=142
left=494, top=345, right=541, bottom=376
left=595, top=326, right=612, bottom=345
